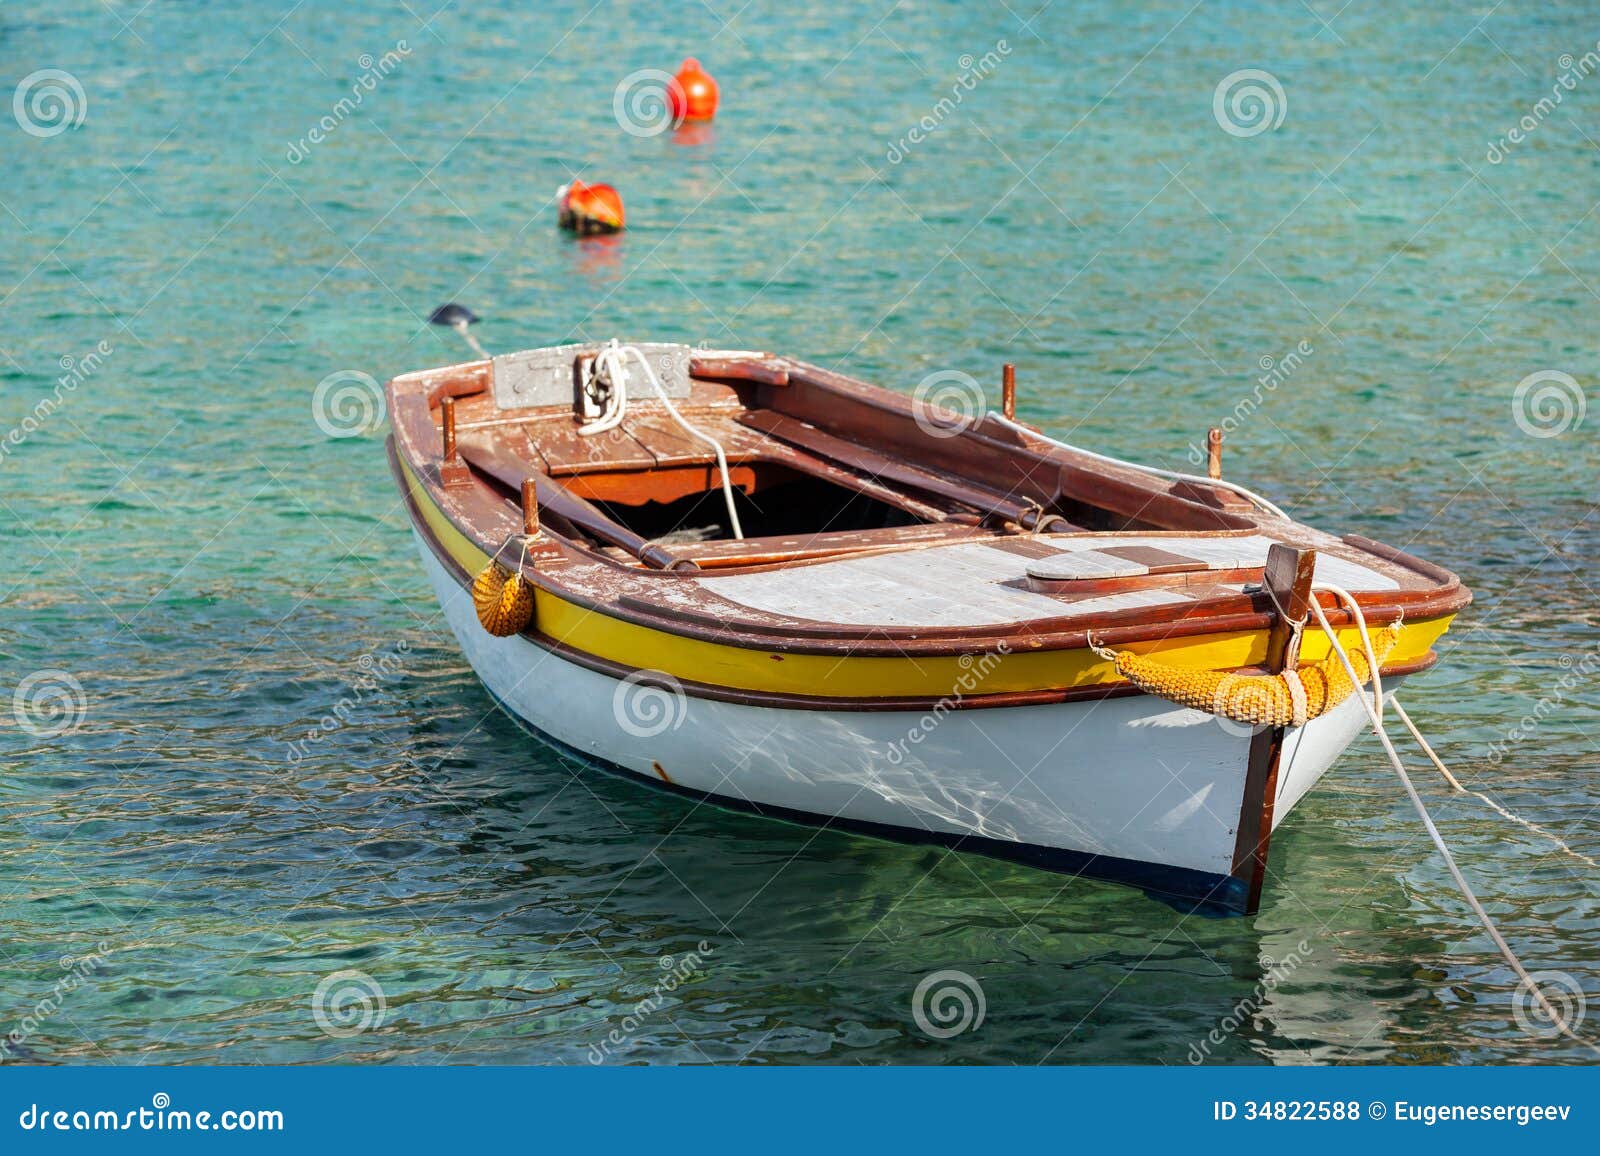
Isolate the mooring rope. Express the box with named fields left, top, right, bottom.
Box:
left=1310, top=583, right=1595, bottom=1050
left=1388, top=698, right=1600, bottom=869
left=580, top=340, right=744, bottom=539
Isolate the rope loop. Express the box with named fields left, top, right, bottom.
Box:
left=577, top=340, right=744, bottom=540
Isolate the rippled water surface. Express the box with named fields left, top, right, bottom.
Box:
left=2, top=1, right=1598, bottom=1064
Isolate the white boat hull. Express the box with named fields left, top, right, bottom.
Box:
left=417, top=534, right=1386, bottom=908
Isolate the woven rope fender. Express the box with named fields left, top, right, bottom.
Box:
left=1089, top=617, right=1403, bottom=727
left=471, top=563, right=535, bottom=637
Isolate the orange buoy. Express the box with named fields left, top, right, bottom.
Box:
left=667, top=57, right=718, bottom=122
left=557, top=180, right=625, bottom=235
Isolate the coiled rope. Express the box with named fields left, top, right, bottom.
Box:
left=1090, top=617, right=1401, bottom=728
left=579, top=340, right=744, bottom=539
left=472, top=535, right=536, bottom=636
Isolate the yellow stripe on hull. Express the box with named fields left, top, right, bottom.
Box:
left=402, top=458, right=1453, bottom=699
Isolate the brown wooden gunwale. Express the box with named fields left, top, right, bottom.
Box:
left=401, top=378, right=1452, bottom=601
left=391, top=440, right=1442, bottom=711
left=412, top=361, right=1460, bottom=603
left=394, top=433, right=1468, bottom=659
left=398, top=455, right=1466, bottom=656
left=403, top=443, right=1467, bottom=654
left=386, top=353, right=1471, bottom=659
left=410, top=357, right=1423, bottom=569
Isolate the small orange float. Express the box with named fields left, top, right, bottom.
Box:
left=557, top=180, right=625, bottom=235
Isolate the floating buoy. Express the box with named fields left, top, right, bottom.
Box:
left=668, top=58, right=718, bottom=122
left=557, top=180, right=625, bottom=235
left=472, top=562, right=535, bottom=636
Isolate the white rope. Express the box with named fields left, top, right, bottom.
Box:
left=580, top=341, right=744, bottom=539
left=576, top=343, right=627, bottom=436
left=1391, top=699, right=1466, bottom=791
left=987, top=412, right=1293, bottom=521
left=1308, top=582, right=1594, bottom=1050
left=1390, top=699, right=1600, bottom=871
left=1283, top=667, right=1308, bottom=728
left=1309, top=582, right=1385, bottom=727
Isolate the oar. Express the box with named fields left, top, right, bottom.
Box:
left=428, top=302, right=490, bottom=360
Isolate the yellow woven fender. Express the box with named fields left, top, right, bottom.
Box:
left=1091, top=618, right=1403, bottom=727
left=472, top=563, right=535, bottom=637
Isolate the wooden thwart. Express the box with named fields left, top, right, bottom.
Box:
left=456, top=437, right=694, bottom=570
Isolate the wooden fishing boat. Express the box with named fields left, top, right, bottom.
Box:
left=385, top=338, right=1470, bottom=914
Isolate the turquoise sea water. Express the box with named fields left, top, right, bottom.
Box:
left=2, top=1, right=1598, bottom=1064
